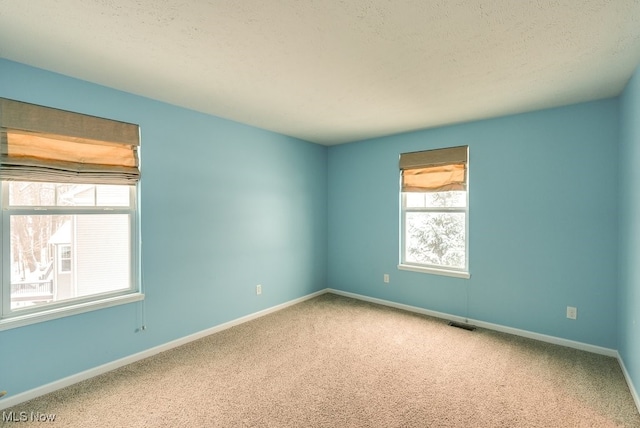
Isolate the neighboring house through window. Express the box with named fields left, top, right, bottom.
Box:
left=399, top=146, right=470, bottom=279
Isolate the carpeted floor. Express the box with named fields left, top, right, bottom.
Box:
left=2, top=293, right=639, bottom=427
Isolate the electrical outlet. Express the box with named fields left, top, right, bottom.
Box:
left=383, top=274, right=390, bottom=283
left=256, top=284, right=262, bottom=295
left=566, top=306, right=577, bottom=320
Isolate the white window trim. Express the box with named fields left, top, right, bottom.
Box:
left=0, top=182, right=142, bottom=329
left=0, top=292, right=144, bottom=331
left=398, top=263, right=470, bottom=279
left=399, top=195, right=470, bottom=276
left=399, top=169, right=470, bottom=278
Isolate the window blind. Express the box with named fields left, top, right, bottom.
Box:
left=399, top=145, right=468, bottom=192
left=0, top=98, right=140, bottom=184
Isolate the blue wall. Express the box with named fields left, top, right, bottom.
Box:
left=619, top=64, right=640, bottom=398
left=0, top=59, right=328, bottom=397
left=328, top=99, right=620, bottom=348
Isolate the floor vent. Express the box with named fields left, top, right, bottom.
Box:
left=448, top=321, right=476, bottom=331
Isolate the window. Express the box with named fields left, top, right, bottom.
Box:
left=399, top=146, right=469, bottom=278
left=0, top=98, right=142, bottom=329
left=59, top=245, right=72, bottom=273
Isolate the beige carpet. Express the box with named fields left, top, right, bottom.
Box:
left=2, top=293, right=639, bottom=427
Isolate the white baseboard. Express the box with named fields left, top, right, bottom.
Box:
left=4, top=287, right=637, bottom=416
left=617, top=352, right=640, bottom=414
left=0, top=289, right=327, bottom=411
left=327, top=289, right=618, bottom=357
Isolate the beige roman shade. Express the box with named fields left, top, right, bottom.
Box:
left=400, top=145, right=468, bottom=192
left=0, top=97, right=140, bottom=184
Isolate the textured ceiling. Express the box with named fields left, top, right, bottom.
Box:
left=1, top=1, right=640, bottom=145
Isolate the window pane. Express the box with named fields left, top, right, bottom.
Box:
left=9, top=182, right=131, bottom=207
left=403, top=191, right=466, bottom=208
left=405, top=212, right=466, bottom=268
left=58, top=185, right=95, bottom=206
left=60, top=245, right=71, bottom=259
left=59, top=245, right=72, bottom=272
left=9, top=182, right=56, bottom=206
left=96, top=185, right=130, bottom=206
left=9, top=214, right=131, bottom=310
left=424, top=191, right=466, bottom=208
left=405, top=193, right=426, bottom=208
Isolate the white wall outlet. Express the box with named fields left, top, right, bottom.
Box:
left=566, top=306, right=577, bottom=320
left=383, top=274, right=390, bottom=283
left=256, top=284, right=262, bottom=295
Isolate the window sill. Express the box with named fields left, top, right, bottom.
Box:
left=0, top=293, right=144, bottom=331
left=398, top=264, right=470, bottom=279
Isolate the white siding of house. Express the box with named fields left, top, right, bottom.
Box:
left=75, top=214, right=130, bottom=297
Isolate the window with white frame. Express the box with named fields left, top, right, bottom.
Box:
left=399, top=146, right=469, bottom=278
left=0, top=98, right=142, bottom=327
left=59, top=244, right=72, bottom=273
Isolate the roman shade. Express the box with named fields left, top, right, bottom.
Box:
left=0, top=97, right=140, bottom=184
left=399, top=145, right=468, bottom=192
